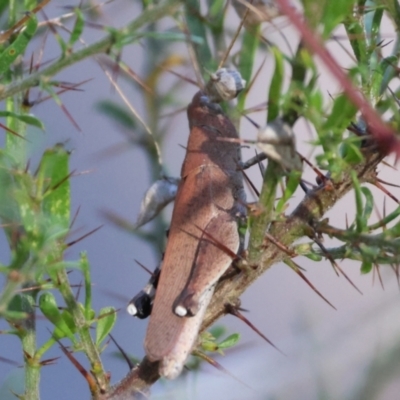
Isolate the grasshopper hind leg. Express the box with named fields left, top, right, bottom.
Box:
left=173, top=213, right=239, bottom=317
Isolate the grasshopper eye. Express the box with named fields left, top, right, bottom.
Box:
left=206, top=68, right=246, bottom=103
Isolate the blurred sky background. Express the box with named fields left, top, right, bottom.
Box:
left=1, top=1, right=400, bottom=399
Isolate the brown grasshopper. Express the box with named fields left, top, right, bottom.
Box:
left=143, top=75, right=246, bottom=379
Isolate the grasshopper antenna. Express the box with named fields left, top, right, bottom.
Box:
left=182, top=22, right=204, bottom=90
left=218, top=0, right=252, bottom=69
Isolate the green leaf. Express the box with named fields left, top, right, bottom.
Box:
left=200, top=330, right=220, bottom=352
left=237, top=27, right=260, bottom=112
left=360, top=260, right=372, bottom=274
left=379, top=55, right=398, bottom=95
left=276, top=170, right=302, bottom=213
left=0, top=14, right=38, bottom=75
left=359, top=243, right=381, bottom=258
left=0, top=111, right=44, bottom=130
left=366, top=6, right=384, bottom=47
left=351, top=171, right=365, bottom=233
left=323, top=94, right=358, bottom=133
left=96, top=307, right=117, bottom=345
left=96, top=101, right=136, bottom=130
left=208, top=0, right=225, bottom=19
left=305, top=252, right=323, bottom=262
left=201, top=340, right=218, bottom=352
left=322, top=0, right=357, bottom=38
left=344, top=19, right=367, bottom=65
left=68, top=8, right=85, bottom=47
left=78, top=253, right=92, bottom=321
left=302, top=0, right=325, bottom=31
left=52, top=26, right=68, bottom=56
left=60, top=309, right=76, bottom=334
left=319, top=94, right=359, bottom=177
left=208, top=325, right=225, bottom=340
left=218, top=333, right=240, bottom=350
left=267, top=47, right=284, bottom=122
left=4, top=310, right=28, bottom=321
left=6, top=294, right=30, bottom=324
left=376, top=0, right=400, bottom=30
left=38, top=145, right=71, bottom=231
left=0, top=150, right=21, bottom=237
left=341, top=140, right=364, bottom=164
left=368, top=205, right=400, bottom=231
left=39, top=292, right=75, bottom=341
left=361, top=187, right=374, bottom=223
left=385, top=220, right=400, bottom=239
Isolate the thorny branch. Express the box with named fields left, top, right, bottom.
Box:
left=0, top=0, right=183, bottom=102
left=98, top=1, right=397, bottom=396
left=103, top=145, right=384, bottom=398
left=1, top=1, right=397, bottom=399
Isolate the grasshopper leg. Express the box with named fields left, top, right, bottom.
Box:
left=173, top=212, right=239, bottom=317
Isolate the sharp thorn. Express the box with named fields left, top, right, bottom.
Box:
left=239, top=167, right=260, bottom=197
left=226, top=304, right=285, bottom=355
left=373, top=264, right=384, bottom=290
left=313, top=238, right=362, bottom=294
left=264, top=233, right=297, bottom=258
left=40, top=356, right=60, bottom=366
left=70, top=205, right=81, bottom=229
left=376, top=177, right=400, bottom=188
left=243, top=114, right=261, bottom=129
left=0, top=355, right=19, bottom=366
left=287, top=260, right=337, bottom=310
left=52, top=332, right=98, bottom=393
left=299, top=180, right=309, bottom=194
left=297, top=152, right=326, bottom=181
left=191, top=224, right=240, bottom=261
left=372, top=180, right=400, bottom=204
left=109, top=334, right=134, bottom=370
left=75, top=280, right=82, bottom=301
left=134, top=259, right=153, bottom=276
left=191, top=349, right=254, bottom=391
left=66, top=225, right=103, bottom=247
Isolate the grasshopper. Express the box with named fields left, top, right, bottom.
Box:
left=138, top=73, right=246, bottom=379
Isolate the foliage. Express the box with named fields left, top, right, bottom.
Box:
left=0, top=0, right=399, bottom=399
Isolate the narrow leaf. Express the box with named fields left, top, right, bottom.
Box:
left=267, top=47, right=284, bottom=122
left=351, top=171, right=365, bottom=233
left=0, top=111, right=44, bottom=130
left=217, top=333, right=240, bottom=350
left=0, top=15, right=38, bottom=75
left=96, top=307, right=117, bottom=346
left=68, top=8, right=85, bottom=47
left=39, top=292, right=75, bottom=341
left=38, top=145, right=71, bottom=231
